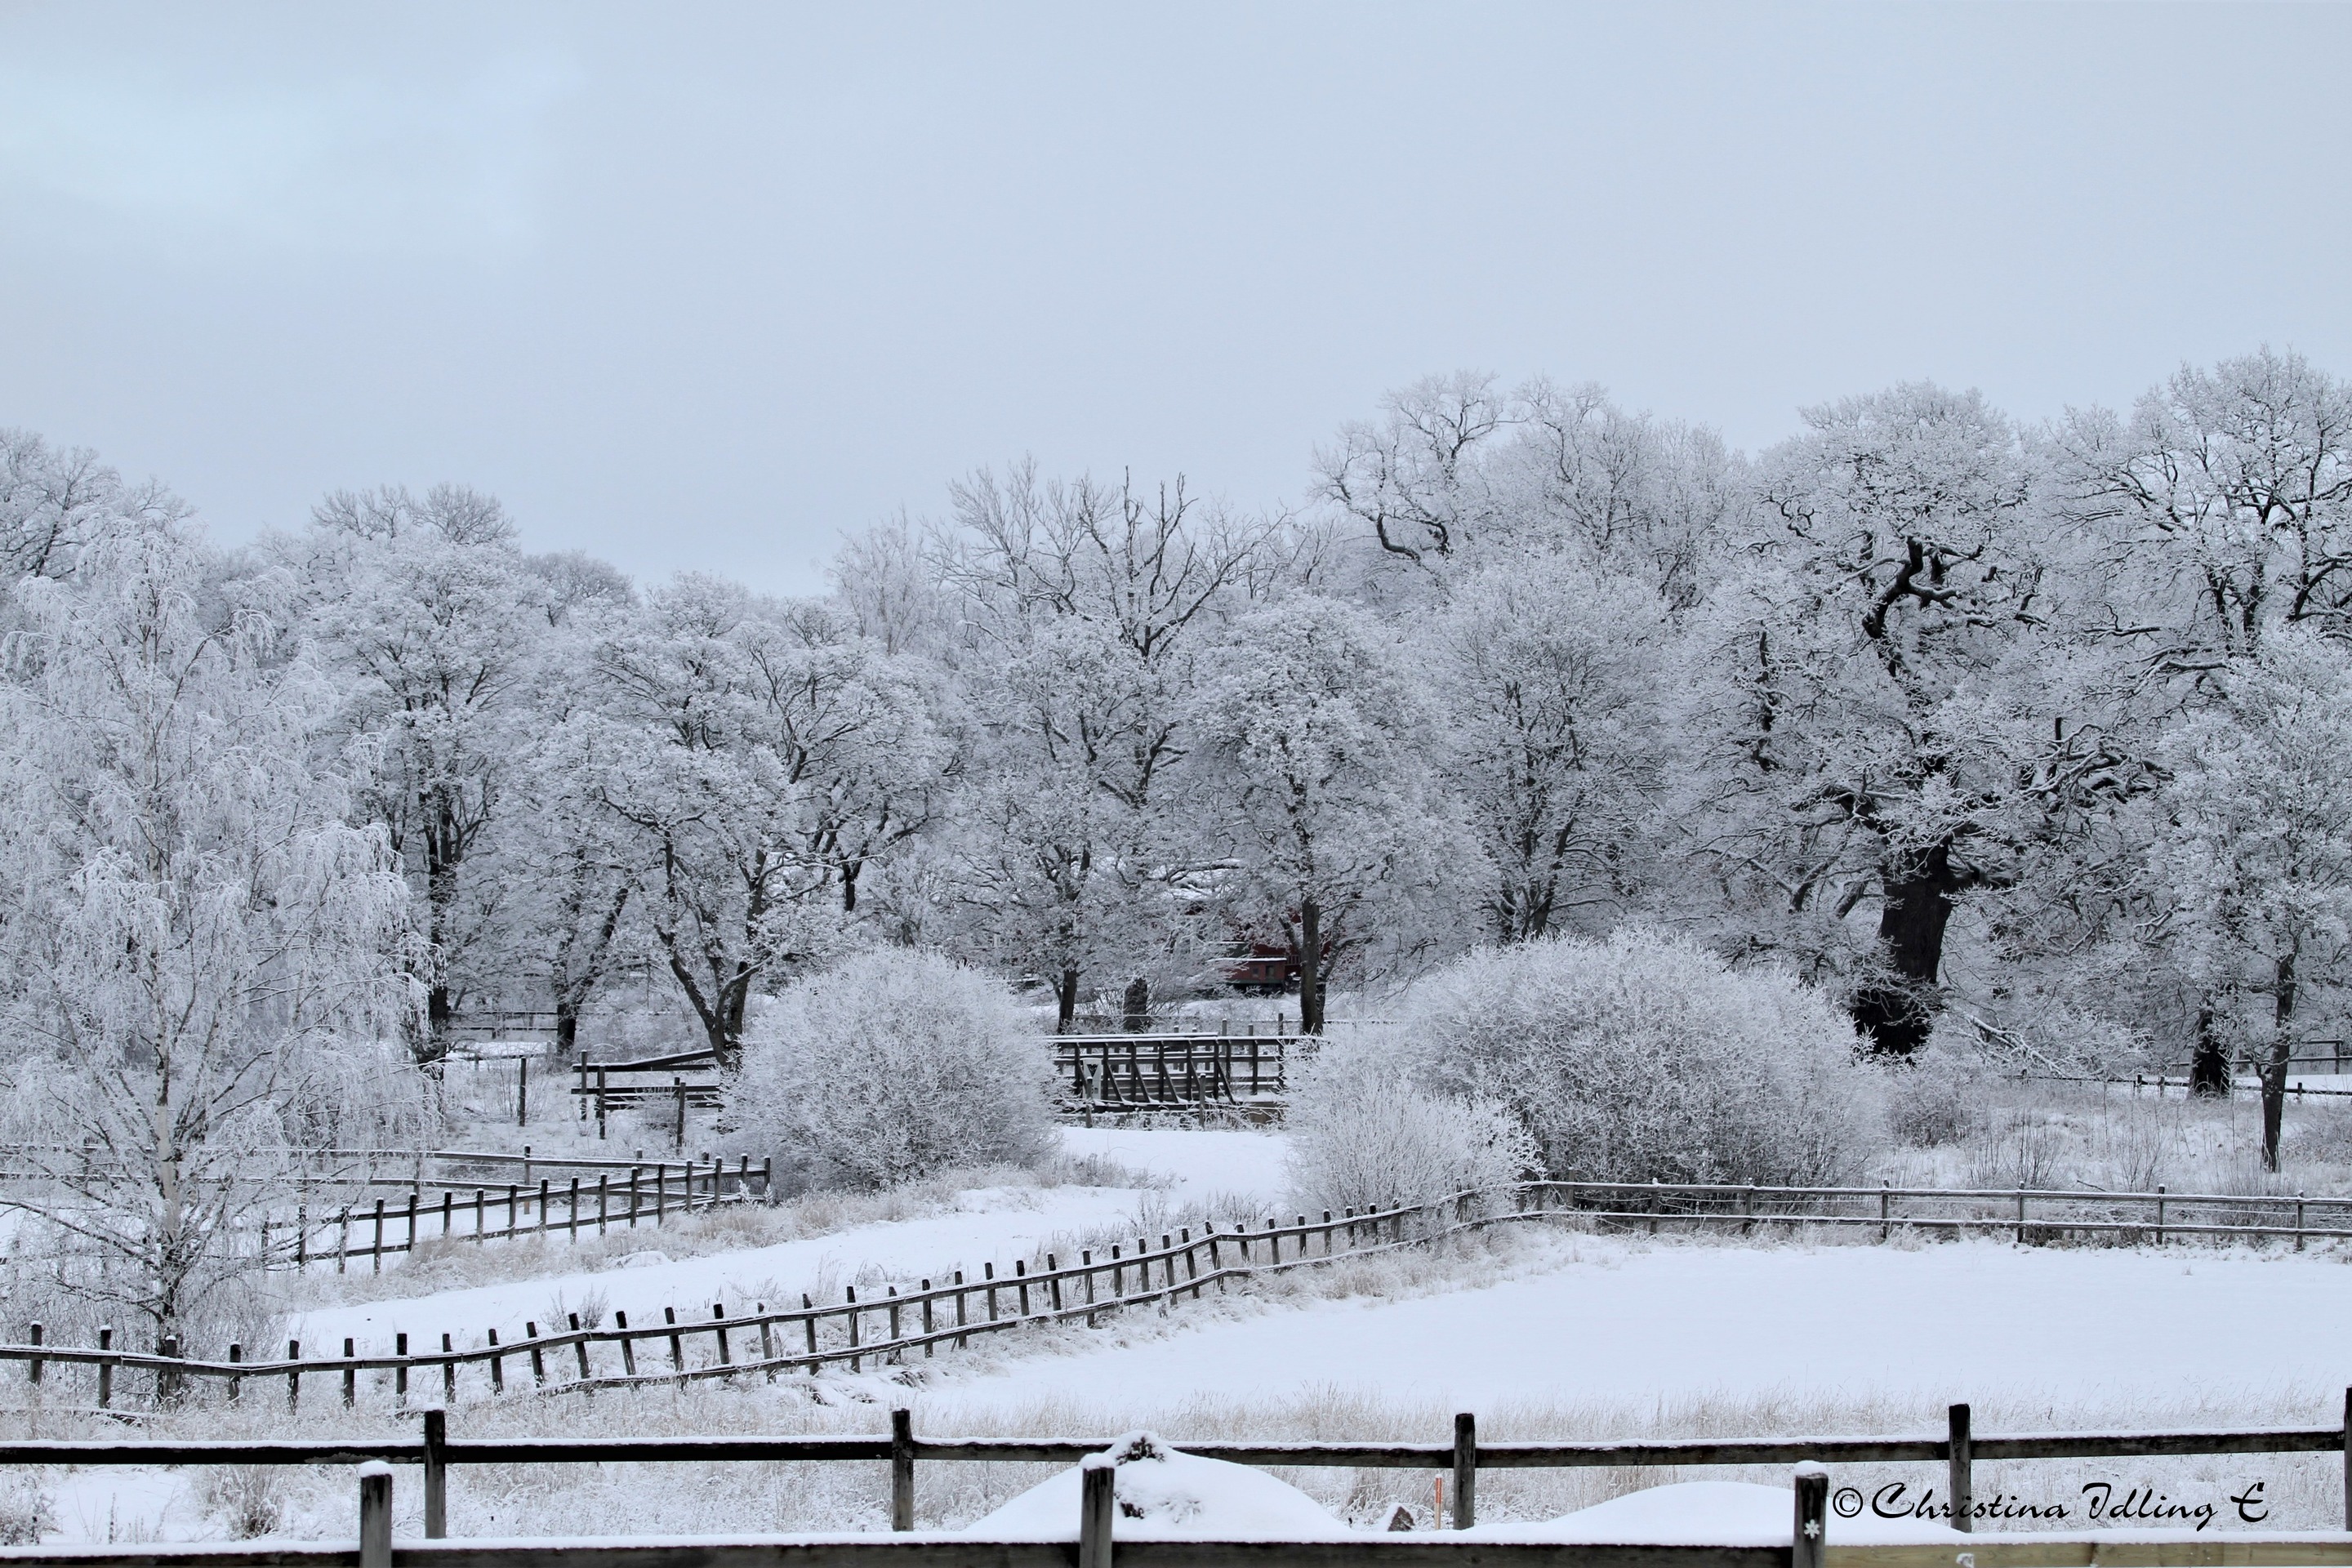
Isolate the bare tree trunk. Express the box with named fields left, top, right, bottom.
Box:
left=2190, top=1001, right=2231, bottom=1098
left=1851, top=843, right=1956, bottom=1057
left=552, top=884, right=630, bottom=1059
left=2262, top=951, right=2297, bottom=1171
left=1298, top=897, right=1325, bottom=1035
left=1055, top=967, right=1080, bottom=1035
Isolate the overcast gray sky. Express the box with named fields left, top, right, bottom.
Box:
left=2, top=2, right=2347, bottom=592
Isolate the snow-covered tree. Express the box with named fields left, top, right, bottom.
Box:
left=2055, top=346, right=2352, bottom=666
left=286, top=485, right=542, bottom=1058
left=1684, top=383, right=2052, bottom=1054
left=586, top=577, right=942, bottom=1066
left=0, top=520, right=417, bottom=1348
left=1, top=429, right=181, bottom=590
left=1185, top=596, right=1459, bottom=1031
left=2149, top=627, right=2352, bottom=1168
left=1426, top=550, right=1667, bottom=942
left=939, top=464, right=1271, bottom=1027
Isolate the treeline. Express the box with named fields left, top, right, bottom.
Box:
left=5, top=349, right=2350, bottom=1090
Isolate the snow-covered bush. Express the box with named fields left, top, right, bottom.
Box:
left=1285, top=1037, right=1535, bottom=1211
left=1405, top=928, right=1878, bottom=1187
left=727, top=947, right=1056, bottom=1190
left=1882, top=1048, right=1985, bottom=1148
left=0, top=1472, right=53, bottom=1546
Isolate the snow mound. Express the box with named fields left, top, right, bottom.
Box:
left=965, top=1432, right=1353, bottom=1541
left=1465, top=1481, right=1961, bottom=1545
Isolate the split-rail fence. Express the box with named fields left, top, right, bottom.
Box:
left=4, top=1404, right=2352, bottom=1566
left=8, top=1176, right=2352, bottom=1417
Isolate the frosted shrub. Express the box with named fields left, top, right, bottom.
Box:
left=728, top=948, right=1056, bottom=1190
left=1405, top=929, right=1878, bottom=1187
left=1286, top=1038, right=1536, bottom=1212
left=0, top=1473, right=53, bottom=1545
left=1884, top=1049, right=1985, bottom=1148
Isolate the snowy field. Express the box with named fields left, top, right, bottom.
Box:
left=924, top=1228, right=2352, bottom=1417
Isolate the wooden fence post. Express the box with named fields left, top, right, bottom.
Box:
left=2155, top=1185, right=2167, bottom=1245
left=525, top=1321, right=546, bottom=1385
left=890, top=1406, right=915, bottom=1530
left=441, top=1334, right=456, bottom=1402
left=2338, top=1386, right=2352, bottom=1531
left=1793, top=1463, right=1828, bottom=1568
left=394, top=1334, right=408, bottom=1403
left=343, top=1338, right=357, bottom=1407
left=598, top=1175, right=609, bottom=1236
left=96, top=1325, right=112, bottom=1409
left=1451, top=1411, right=1476, bottom=1528
left=227, top=1343, right=240, bottom=1402
left=487, top=1330, right=503, bottom=1394
left=25, top=1322, right=39, bottom=1387
left=664, top=1307, right=683, bottom=1372
left=516, top=1058, right=528, bottom=1128
left=358, top=1462, right=392, bottom=1568
left=285, top=1338, right=300, bottom=1410
left=615, top=1312, right=635, bottom=1378
left=713, top=1303, right=732, bottom=1368
left=372, top=1199, right=385, bottom=1273
left=1949, top=1402, right=1973, bottom=1532
left=422, top=1407, right=448, bottom=1539
left=672, top=1077, right=686, bottom=1152
left=157, top=1334, right=180, bottom=1406
left=1079, top=1454, right=1115, bottom=1568
left=570, top=1313, right=591, bottom=1381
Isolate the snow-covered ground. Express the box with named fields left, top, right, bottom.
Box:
left=927, top=1231, right=2352, bottom=1417
left=292, top=1126, right=1291, bottom=1352
left=1058, top=1126, right=1291, bottom=1213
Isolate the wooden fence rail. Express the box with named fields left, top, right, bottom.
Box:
left=0, top=1195, right=1465, bottom=1410
left=4, top=1402, right=2352, bottom=1555
left=1051, top=1036, right=1294, bottom=1109
left=11, top=1174, right=2352, bottom=1412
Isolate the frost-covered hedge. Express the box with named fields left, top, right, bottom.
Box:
left=1405, top=928, right=1876, bottom=1187
left=1285, top=1038, right=1535, bottom=1213
left=728, top=948, right=1057, bottom=1189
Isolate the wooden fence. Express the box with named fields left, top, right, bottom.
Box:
left=1053, top=1035, right=1294, bottom=1110
left=11, top=1171, right=2352, bottom=1417
left=256, top=1156, right=774, bottom=1276
left=1548, top=1176, right=2352, bottom=1248
left=0, top=1196, right=1454, bottom=1411
left=5, top=1401, right=2352, bottom=1557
